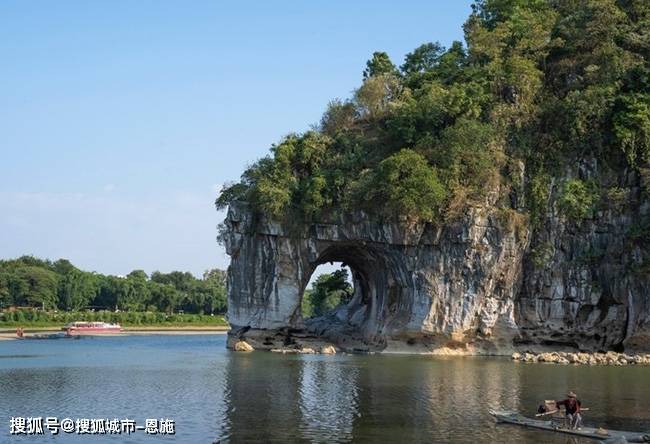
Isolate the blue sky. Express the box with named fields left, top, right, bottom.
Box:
left=0, top=1, right=474, bottom=277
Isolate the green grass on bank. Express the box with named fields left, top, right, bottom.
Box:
left=0, top=310, right=229, bottom=329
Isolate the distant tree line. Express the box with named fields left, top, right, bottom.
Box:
left=301, top=268, right=353, bottom=319
left=0, top=256, right=227, bottom=315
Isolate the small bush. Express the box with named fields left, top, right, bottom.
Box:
left=529, top=173, right=552, bottom=228
left=559, top=179, right=598, bottom=221
left=354, top=149, right=448, bottom=222
left=530, top=242, right=554, bottom=268
left=605, top=187, right=628, bottom=210
left=640, top=168, right=650, bottom=196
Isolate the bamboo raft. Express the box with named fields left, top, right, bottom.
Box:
left=490, top=410, right=650, bottom=443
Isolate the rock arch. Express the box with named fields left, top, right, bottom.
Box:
left=222, top=202, right=528, bottom=353
left=299, top=242, right=411, bottom=348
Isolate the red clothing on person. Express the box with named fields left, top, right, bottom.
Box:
left=556, top=398, right=581, bottom=415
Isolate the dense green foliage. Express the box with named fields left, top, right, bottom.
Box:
left=216, top=0, right=649, bottom=226
left=363, top=51, right=398, bottom=80
left=302, top=269, right=353, bottom=318
left=355, top=149, right=448, bottom=220
left=559, top=179, right=599, bottom=220
left=0, top=256, right=227, bottom=315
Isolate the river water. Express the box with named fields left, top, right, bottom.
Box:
left=1, top=334, right=648, bottom=443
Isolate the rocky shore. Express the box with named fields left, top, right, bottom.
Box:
left=512, top=351, right=650, bottom=366
left=232, top=340, right=337, bottom=355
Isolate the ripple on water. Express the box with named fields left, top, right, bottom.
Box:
left=2, top=336, right=649, bottom=443
left=0, top=354, right=43, bottom=359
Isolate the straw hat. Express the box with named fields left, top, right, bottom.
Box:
left=567, top=391, right=577, bottom=398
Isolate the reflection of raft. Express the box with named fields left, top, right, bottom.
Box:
left=490, top=410, right=650, bottom=442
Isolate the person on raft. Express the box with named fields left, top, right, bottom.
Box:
left=556, top=391, right=582, bottom=429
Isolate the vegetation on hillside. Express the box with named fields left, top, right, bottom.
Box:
left=0, top=256, right=227, bottom=315
left=216, top=0, right=649, bottom=227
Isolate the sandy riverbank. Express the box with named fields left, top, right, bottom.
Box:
left=0, top=326, right=230, bottom=341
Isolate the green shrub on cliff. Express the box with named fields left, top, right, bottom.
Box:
left=353, top=149, right=447, bottom=221
left=559, top=179, right=599, bottom=221
left=614, top=93, right=650, bottom=166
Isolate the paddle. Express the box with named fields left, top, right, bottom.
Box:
left=535, top=408, right=590, bottom=417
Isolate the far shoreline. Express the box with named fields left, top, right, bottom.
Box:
left=0, top=325, right=230, bottom=341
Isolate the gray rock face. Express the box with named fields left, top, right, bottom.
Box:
left=222, top=170, right=649, bottom=354
left=223, top=201, right=528, bottom=353
left=517, top=170, right=650, bottom=353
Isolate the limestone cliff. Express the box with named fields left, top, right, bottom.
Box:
left=518, top=164, right=650, bottom=353
left=221, top=165, right=649, bottom=354
left=223, top=202, right=527, bottom=353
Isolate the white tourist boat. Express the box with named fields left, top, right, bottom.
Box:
left=62, top=321, right=122, bottom=336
